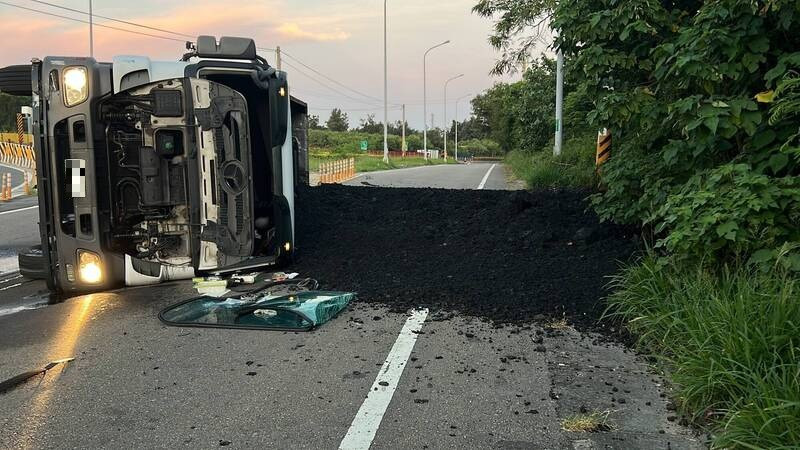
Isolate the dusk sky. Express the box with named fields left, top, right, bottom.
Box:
left=0, top=0, right=546, bottom=129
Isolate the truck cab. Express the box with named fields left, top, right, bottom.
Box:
left=0, top=36, right=308, bottom=294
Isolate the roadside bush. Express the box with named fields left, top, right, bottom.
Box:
left=458, top=138, right=501, bottom=157
left=550, top=0, right=800, bottom=266
left=310, top=129, right=432, bottom=155
left=506, top=133, right=597, bottom=189
left=606, top=256, right=800, bottom=448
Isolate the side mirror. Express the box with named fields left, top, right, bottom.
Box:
left=269, top=73, right=289, bottom=147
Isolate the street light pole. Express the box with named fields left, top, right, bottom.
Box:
left=401, top=103, right=406, bottom=156
left=443, top=73, right=463, bottom=162
left=383, top=0, right=389, bottom=163
left=89, top=0, right=94, bottom=58
left=423, top=40, right=450, bottom=160
left=455, top=93, right=471, bottom=162
left=554, top=49, right=564, bottom=156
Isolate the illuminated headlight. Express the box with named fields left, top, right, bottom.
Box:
left=77, top=250, right=103, bottom=284
left=63, top=66, right=89, bottom=107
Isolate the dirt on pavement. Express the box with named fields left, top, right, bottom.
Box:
left=293, top=185, right=639, bottom=332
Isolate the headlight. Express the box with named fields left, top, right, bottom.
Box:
left=63, top=66, right=89, bottom=107
left=77, top=250, right=103, bottom=284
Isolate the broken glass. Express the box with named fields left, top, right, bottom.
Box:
left=159, top=291, right=355, bottom=331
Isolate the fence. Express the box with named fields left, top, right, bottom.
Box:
left=319, top=157, right=355, bottom=184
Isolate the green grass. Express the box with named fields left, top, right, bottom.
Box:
left=605, top=256, right=800, bottom=449
left=310, top=154, right=455, bottom=174
left=505, top=134, right=597, bottom=189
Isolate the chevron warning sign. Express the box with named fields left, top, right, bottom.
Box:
left=596, top=129, right=611, bottom=167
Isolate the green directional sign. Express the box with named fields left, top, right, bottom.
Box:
left=360, top=140, right=369, bottom=151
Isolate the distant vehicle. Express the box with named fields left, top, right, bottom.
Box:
left=0, top=36, right=309, bottom=295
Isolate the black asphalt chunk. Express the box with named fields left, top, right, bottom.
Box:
left=293, top=185, right=637, bottom=330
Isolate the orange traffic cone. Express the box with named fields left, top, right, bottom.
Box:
left=0, top=174, right=8, bottom=201
left=23, top=171, right=31, bottom=196
left=4, top=173, right=11, bottom=200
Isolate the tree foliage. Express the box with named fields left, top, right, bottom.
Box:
left=479, top=0, right=800, bottom=267
left=325, top=108, right=350, bottom=132
left=0, top=93, right=30, bottom=132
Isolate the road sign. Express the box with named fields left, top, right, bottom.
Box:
left=360, top=140, right=369, bottom=151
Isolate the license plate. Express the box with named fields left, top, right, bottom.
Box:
left=66, top=159, right=86, bottom=198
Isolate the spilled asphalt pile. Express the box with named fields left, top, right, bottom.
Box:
left=293, top=185, right=638, bottom=330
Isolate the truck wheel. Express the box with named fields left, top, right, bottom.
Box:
left=18, top=245, right=48, bottom=280
left=0, top=65, right=33, bottom=96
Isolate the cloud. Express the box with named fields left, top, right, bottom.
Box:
left=276, top=23, right=350, bottom=42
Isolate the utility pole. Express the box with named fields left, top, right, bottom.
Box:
left=423, top=40, right=450, bottom=160
left=89, top=0, right=94, bottom=58
left=443, top=73, right=463, bottom=162
left=382, top=0, right=389, bottom=163
left=276, top=46, right=282, bottom=70
left=401, top=104, right=406, bottom=156
left=455, top=94, right=470, bottom=162
left=554, top=49, right=564, bottom=156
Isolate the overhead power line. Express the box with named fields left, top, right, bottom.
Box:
left=0, top=1, right=187, bottom=43
left=27, top=0, right=195, bottom=38
left=282, top=59, right=386, bottom=107
left=3, top=1, right=390, bottom=108
left=281, top=50, right=398, bottom=107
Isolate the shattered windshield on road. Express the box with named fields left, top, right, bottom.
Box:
left=159, top=290, right=355, bottom=331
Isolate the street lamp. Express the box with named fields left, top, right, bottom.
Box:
left=383, top=0, right=389, bottom=163
left=423, top=40, right=450, bottom=159
left=455, top=93, right=471, bottom=162
left=443, top=73, right=463, bottom=162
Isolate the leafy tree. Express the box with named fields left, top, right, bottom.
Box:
left=357, top=114, right=383, bottom=134
left=478, top=0, right=800, bottom=266
left=326, top=108, right=349, bottom=132
left=308, top=114, right=325, bottom=130
left=472, top=0, right=556, bottom=75
left=0, top=93, right=31, bottom=133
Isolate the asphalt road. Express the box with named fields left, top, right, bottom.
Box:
left=345, top=161, right=515, bottom=190
left=0, top=164, right=701, bottom=449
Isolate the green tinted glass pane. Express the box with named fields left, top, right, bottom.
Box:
left=160, top=291, right=355, bottom=331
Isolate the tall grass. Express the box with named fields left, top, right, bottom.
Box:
left=606, top=257, right=800, bottom=449
left=505, top=133, right=597, bottom=189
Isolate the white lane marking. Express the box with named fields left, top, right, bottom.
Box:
left=0, top=300, right=49, bottom=317
left=0, top=205, right=38, bottom=216
left=477, top=163, right=497, bottom=190
left=340, top=309, right=429, bottom=450
left=0, top=255, right=20, bottom=276
left=0, top=163, right=28, bottom=192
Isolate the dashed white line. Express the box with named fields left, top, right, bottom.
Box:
left=0, top=205, right=38, bottom=216
left=477, top=163, right=497, bottom=190
left=339, top=309, right=429, bottom=450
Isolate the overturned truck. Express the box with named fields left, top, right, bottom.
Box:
left=0, top=36, right=309, bottom=294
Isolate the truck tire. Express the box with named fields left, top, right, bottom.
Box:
left=0, top=65, right=33, bottom=96
left=18, top=245, right=48, bottom=280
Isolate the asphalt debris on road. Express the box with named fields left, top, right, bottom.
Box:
left=294, top=185, right=638, bottom=332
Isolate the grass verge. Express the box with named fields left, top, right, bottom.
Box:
left=561, top=410, right=613, bottom=432
left=310, top=154, right=455, bottom=174
left=605, top=256, right=800, bottom=448
left=505, top=134, right=597, bottom=189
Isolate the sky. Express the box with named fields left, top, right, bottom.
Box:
left=0, top=0, right=538, bottom=129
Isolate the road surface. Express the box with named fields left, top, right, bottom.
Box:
left=0, top=164, right=700, bottom=449
left=345, top=162, right=515, bottom=190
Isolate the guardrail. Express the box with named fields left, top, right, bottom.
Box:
left=0, top=142, right=36, bottom=169
left=320, top=157, right=355, bottom=184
